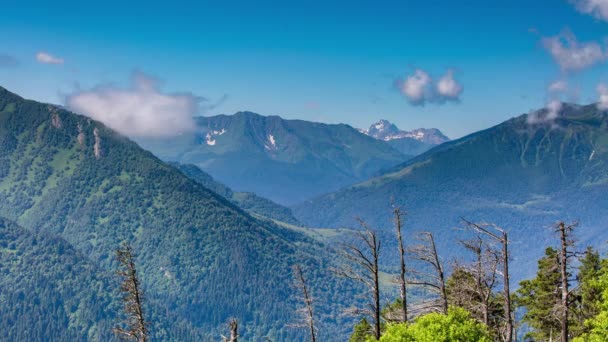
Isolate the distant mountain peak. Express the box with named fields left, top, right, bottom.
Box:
left=361, top=119, right=450, bottom=144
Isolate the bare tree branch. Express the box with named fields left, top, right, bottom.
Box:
left=334, top=220, right=382, bottom=340
left=114, top=242, right=148, bottom=342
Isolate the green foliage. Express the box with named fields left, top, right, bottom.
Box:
left=374, top=307, right=491, bottom=342
left=0, top=217, right=116, bottom=341
left=516, top=247, right=564, bottom=341
left=572, top=247, right=605, bottom=337
left=574, top=256, right=608, bottom=341
left=350, top=318, right=373, bottom=342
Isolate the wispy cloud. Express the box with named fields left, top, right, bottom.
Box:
left=598, top=83, right=608, bottom=109
left=541, top=30, right=606, bottom=71
left=527, top=100, right=564, bottom=124
left=66, top=72, right=204, bottom=137
left=397, top=69, right=463, bottom=105
left=36, top=52, right=64, bottom=64
left=548, top=80, right=568, bottom=92
left=570, top=0, right=608, bottom=22
left=0, top=54, right=19, bottom=68
left=527, top=81, right=570, bottom=124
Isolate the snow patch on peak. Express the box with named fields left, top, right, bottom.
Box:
left=205, top=133, right=216, bottom=146
left=213, top=128, right=226, bottom=136
left=361, top=120, right=449, bottom=145
left=265, top=134, right=277, bottom=151
left=373, top=121, right=388, bottom=130
left=205, top=128, right=226, bottom=146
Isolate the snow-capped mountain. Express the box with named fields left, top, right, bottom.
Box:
left=137, top=112, right=407, bottom=204
left=361, top=119, right=450, bottom=145
left=359, top=119, right=449, bottom=156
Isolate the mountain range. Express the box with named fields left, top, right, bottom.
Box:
left=293, top=103, right=608, bottom=278
left=0, top=86, right=356, bottom=340
left=135, top=112, right=410, bottom=205
left=360, top=119, right=450, bottom=156
left=4, top=82, right=608, bottom=339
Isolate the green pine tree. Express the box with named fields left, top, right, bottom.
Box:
left=516, top=247, right=562, bottom=341
left=349, top=318, right=373, bottom=342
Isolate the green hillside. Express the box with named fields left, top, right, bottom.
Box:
left=136, top=112, right=407, bottom=204
left=294, top=104, right=608, bottom=279
left=172, top=162, right=300, bottom=224
left=0, top=217, right=116, bottom=341
left=0, top=86, right=355, bottom=340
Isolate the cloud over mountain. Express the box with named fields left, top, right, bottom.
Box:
left=66, top=72, right=200, bottom=137
left=598, top=83, right=608, bottom=110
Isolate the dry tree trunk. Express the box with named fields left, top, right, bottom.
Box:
left=555, top=221, right=578, bottom=342
left=227, top=318, right=238, bottom=342
left=462, top=219, right=513, bottom=342
left=333, top=220, right=382, bottom=340
left=393, top=206, right=408, bottom=322
left=459, top=236, right=500, bottom=327
left=293, top=264, right=317, bottom=342
left=114, top=242, right=148, bottom=342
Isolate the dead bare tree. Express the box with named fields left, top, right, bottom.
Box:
left=448, top=235, right=505, bottom=339
left=292, top=264, right=317, bottom=342
left=407, top=232, right=448, bottom=315
left=114, top=242, right=148, bottom=342
left=392, top=205, right=408, bottom=322
left=554, top=221, right=578, bottom=342
left=222, top=318, right=238, bottom=342
left=333, top=220, right=382, bottom=340
left=462, top=219, right=513, bottom=342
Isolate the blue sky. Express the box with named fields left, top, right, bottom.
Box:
left=1, top=0, right=608, bottom=138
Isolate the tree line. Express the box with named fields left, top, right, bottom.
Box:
left=112, top=207, right=608, bottom=342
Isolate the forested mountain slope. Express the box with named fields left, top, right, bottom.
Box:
left=0, top=217, right=115, bottom=341
left=172, top=162, right=300, bottom=224
left=0, top=86, right=355, bottom=340
left=294, top=104, right=608, bottom=278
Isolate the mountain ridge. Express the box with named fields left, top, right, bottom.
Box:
left=293, top=103, right=608, bottom=279
left=136, top=111, right=409, bottom=204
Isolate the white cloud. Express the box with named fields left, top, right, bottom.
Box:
left=545, top=100, right=563, bottom=120
left=398, top=69, right=463, bottom=105
left=571, top=0, right=608, bottom=22
left=36, top=52, right=64, bottom=64
left=598, top=83, right=608, bottom=109
left=399, top=69, right=431, bottom=105
left=66, top=72, right=200, bottom=137
left=436, top=70, right=463, bottom=99
left=548, top=80, right=568, bottom=92
left=541, top=31, right=606, bottom=71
